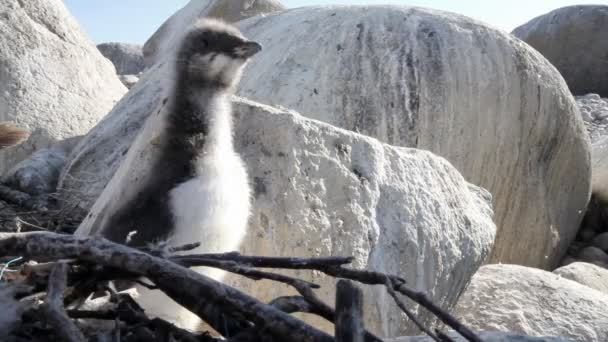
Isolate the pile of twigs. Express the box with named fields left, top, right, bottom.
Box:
left=0, top=232, right=482, bottom=342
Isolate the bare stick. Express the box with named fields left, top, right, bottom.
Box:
left=270, top=296, right=320, bottom=314
left=189, top=258, right=320, bottom=289
left=173, top=253, right=353, bottom=269
left=41, top=262, right=86, bottom=342
left=335, top=280, right=364, bottom=342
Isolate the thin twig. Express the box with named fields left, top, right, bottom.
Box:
left=384, top=278, right=442, bottom=342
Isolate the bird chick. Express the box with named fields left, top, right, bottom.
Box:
left=91, top=18, right=261, bottom=330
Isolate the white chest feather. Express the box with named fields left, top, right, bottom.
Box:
left=168, top=151, right=251, bottom=254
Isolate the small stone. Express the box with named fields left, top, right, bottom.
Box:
left=118, top=74, right=139, bottom=89
left=2, top=147, right=68, bottom=195
left=584, top=93, right=602, bottom=100
left=581, top=110, right=593, bottom=122
left=591, top=232, right=608, bottom=252
left=577, top=246, right=608, bottom=266
left=97, top=42, right=145, bottom=75
left=597, top=110, right=608, bottom=120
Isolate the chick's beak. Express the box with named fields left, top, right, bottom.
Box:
left=235, top=41, right=262, bottom=59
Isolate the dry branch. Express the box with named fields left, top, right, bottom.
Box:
left=173, top=252, right=482, bottom=342
left=0, top=232, right=333, bottom=342
left=41, top=262, right=86, bottom=342
left=335, top=280, right=364, bottom=342
left=0, top=231, right=484, bottom=342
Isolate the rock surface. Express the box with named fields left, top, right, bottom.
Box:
left=69, top=84, right=496, bottom=336
left=97, top=42, right=145, bottom=75
left=553, top=262, right=608, bottom=295
left=512, top=5, right=608, bottom=97
left=233, top=6, right=591, bottom=268
left=576, top=94, right=608, bottom=143
left=388, top=331, right=577, bottom=342
left=455, top=264, right=608, bottom=342
left=142, top=0, right=286, bottom=66
left=1, top=147, right=68, bottom=195
left=0, top=0, right=126, bottom=174
left=0, top=0, right=126, bottom=172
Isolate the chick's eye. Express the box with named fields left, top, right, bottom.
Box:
left=201, top=39, right=209, bottom=47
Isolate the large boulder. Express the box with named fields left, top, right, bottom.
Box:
left=142, top=0, right=286, bottom=66
left=512, top=5, right=608, bottom=97
left=455, top=264, right=608, bottom=342
left=232, top=6, right=590, bottom=269
left=97, top=42, right=145, bottom=75
left=553, top=262, right=608, bottom=295
left=0, top=0, right=126, bottom=173
left=65, top=55, right=496, bottom=335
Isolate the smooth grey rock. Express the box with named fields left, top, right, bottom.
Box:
left=591, top=232, right=608, bottom=252
left=512, top=5, right=608, bottom=97
left=577, top=246, right=608, bottom=265
left=554, top=262, right=608, bottom=295
left=142, top=0, right=286, bottom=66
left=455, top=264, right=608, bottom=342
left=2, top=147, right=67, bottom=195
left=97, top=42, right=145, bottom=75
left=577, top=246, right=608, bottom=266
left=233, top=6, right=590, bottom=268
left=0, top=0, right=126, bottom=174
left=388, top=331, right=579, bottom=342
left=578, top=227, right=596, bottom=242
left=69, top=84, right=496, bottom=336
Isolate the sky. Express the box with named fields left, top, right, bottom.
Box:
left=63, top=0, right=608, bottom=44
